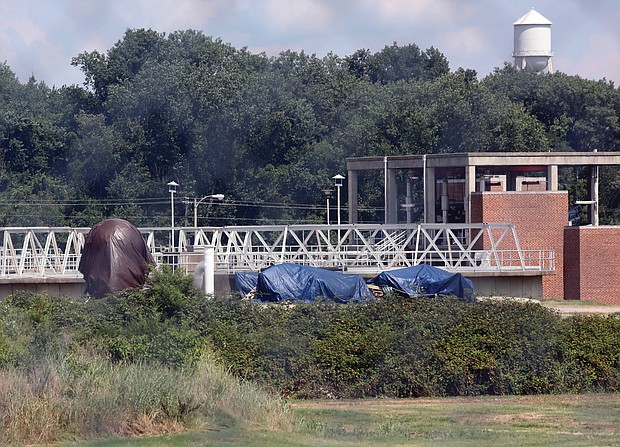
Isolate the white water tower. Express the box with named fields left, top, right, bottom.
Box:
left=513, top=8, right=553, bottom=73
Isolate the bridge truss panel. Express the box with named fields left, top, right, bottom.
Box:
left=1, top=227, right=89, bottom=278
left=0, top=223, right=554, bottom=279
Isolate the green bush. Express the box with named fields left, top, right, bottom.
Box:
left=46, top=269, right=210, bottom=369
left=0, top=305, right=34, bottom=367
left=198, top=295, right=620, bottom=398
left=556, top=315, right=620, bottom=391
left=0, top=292, right=76, bottom=368
left=2, top=270, right=620, bottom=404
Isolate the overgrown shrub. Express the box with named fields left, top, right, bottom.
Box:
left=2, top=269, right=620, bottom=413
left=69, top=268, right=211, bottom=369
left=198, top=295, right=620, bottom=398
left=0, top=291, right=79, bottom=368
left=556, top=314, right=620, bottom=391
left=0, top=273, right=293, bottom=445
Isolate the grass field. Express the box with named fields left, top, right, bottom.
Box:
left=67, top=393, right=620, bottom=447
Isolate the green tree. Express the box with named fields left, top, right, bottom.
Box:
left=68, top=112, right=121, bottom=196
left=0, top=172, right=70, bottom=226
left=346, top=43, right=449, bottom=84
left=72, top=28, right=168, bottom=102
left=483, top=67, right=620, bottom=151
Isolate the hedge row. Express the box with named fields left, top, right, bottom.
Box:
left=1, top=269, right=619, bottom=398
left=200, top=295, right=620, bottom=398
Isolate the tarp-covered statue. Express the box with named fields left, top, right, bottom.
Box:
left=78, top=218, right=156, bottom=298
left=367, top=264, right=474, bottom=301
left=235, top=263, right=374, bottom=303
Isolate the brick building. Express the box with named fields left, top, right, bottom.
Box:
left=346, top=152, right=620, bottom=303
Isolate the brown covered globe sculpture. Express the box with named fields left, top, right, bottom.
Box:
left=78, top=219, right=156, bottom=298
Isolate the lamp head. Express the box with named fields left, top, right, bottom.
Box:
left=167, top=181, right=179, bottom=193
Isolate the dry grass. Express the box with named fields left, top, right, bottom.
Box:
left=0, top=353, right=291, bottom=445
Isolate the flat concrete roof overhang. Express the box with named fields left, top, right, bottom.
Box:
left=345, top=151, right=620, bottom=225
left=346, top=151, right=620, bottom=171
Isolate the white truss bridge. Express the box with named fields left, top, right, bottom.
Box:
left=0, top=223, right=554, bottom=279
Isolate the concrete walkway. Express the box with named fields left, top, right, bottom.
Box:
left=478, top=296, right=620, bottom=315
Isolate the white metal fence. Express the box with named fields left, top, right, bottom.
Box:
left=0, top=223, right=554, bottom=279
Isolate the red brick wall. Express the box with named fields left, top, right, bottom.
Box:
left=564, top=226, right=620, bottom=304
left=471, top=191, right=568, bottom=300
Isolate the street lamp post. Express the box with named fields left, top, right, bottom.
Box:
left=167, top=181, right=179, bottom=250
left=322, top=188, right=333, bottom=244
left=193, top=194, right=225, bottom=227
left=332, top=174, right=345, bottom=226
left=321, top=189, right=333, bottom=225
left=333, top=174, right=345, bottom=250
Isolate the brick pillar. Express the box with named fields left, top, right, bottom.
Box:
left=471, top=191, right=568, bottom=299
left=564, top=226, right=620, bottom=304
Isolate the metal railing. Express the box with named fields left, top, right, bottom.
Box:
left=1, top=227, right=88, bottom=277
left=0, top=223, right=554, bottom=279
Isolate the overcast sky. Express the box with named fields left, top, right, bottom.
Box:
left=1, top=0, right=619, bottom=88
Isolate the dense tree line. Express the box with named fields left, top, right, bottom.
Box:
left=1, top=29, right=620, bottom=227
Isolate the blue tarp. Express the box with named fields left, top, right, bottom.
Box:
left=235, top=271, right=259, bottom=296
left=234, top=263, right=374, bottom=303
left=367, top=264, right=474, bottom=301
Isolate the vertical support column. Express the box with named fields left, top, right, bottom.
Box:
left=547, top=57, right=553, bottom=74
left=424, top=164, right=436, bottom=223
left=204, top=246, right=215, bottom=295
left=464, top=165, right=476, bottom=224
left=591, top=165, right=599, bottom=226
left=405, top=177, right=412, bottom=224
left=347, top=169, right=358, bottom=224
left=441, top=178, right=449, bottom=223
left=386, top=166, right=398, bottom=224
left=506, top=171, right=517, bottom=191
left=547, top=164, right=558, bottom=191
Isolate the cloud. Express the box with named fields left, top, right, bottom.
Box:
left=125, top=0, right=229, bottom=29
left=0, top=2, right=62, bottom=82
left=0, top=2, right=46, bottom=62
left=440, top=26, right=487, bottom=57
left=262, top=0, right=333, bottom=33
left=369, top=0, right=475, bottom=25
left=570, top=32, right=620, bottom=83
left=1, top=0, right=619, bottom=87
left=7, top=16, right=46, bottom=47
